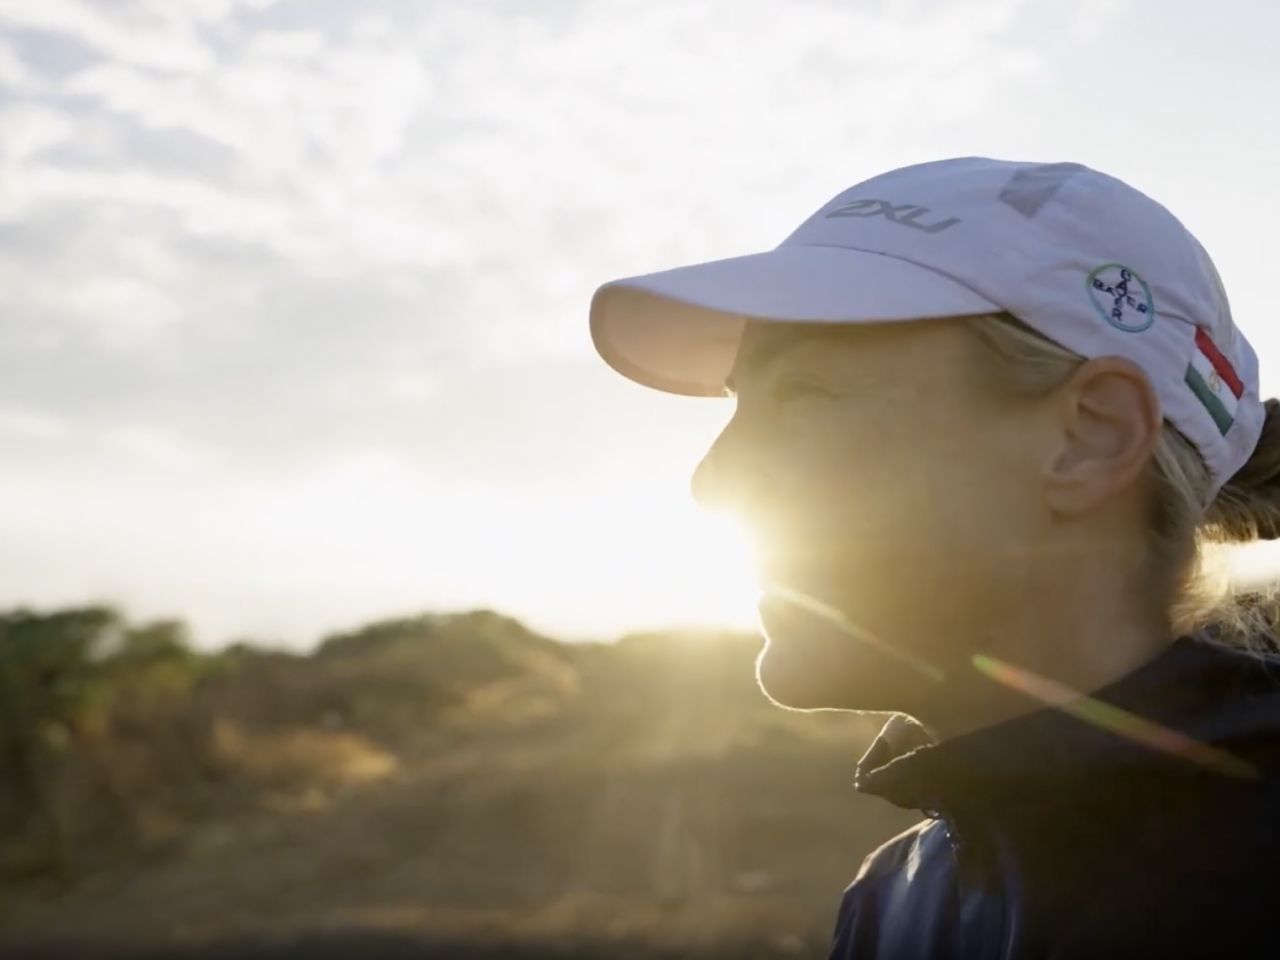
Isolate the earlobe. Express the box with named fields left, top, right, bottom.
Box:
left=1044, top=359, right=1161, bottom=516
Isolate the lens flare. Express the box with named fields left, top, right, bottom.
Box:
left=972, top=654, right=1258, bottom=780
left=763, top=583, right=947, bottom=682
left=755, top=585, right=1252, bottom=778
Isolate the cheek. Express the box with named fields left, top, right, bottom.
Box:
left=895, top=430, right=1045, bottom=601
left=760, top=404, right=1037, bottom=575
left=766, top=412, right=925, bottom=531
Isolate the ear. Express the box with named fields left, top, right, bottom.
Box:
left=1044, top=358, right=1162, bottom=517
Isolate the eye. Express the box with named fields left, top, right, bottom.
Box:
left=772, top=376, right=838, bottom=405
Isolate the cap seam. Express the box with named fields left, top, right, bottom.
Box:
left=785, top=241, right=1007, bottom=316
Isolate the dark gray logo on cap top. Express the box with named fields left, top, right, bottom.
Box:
left=825, top=198, right=961, bottom=234
left=998, top=162, right=1088, bottom=218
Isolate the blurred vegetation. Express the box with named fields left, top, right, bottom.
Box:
left=0, top=606, right=581, bottom=882
left=0, top=608, right=218, bottom=877
left=0, top=606, right=908, bottom=960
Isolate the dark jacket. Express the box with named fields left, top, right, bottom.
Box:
left=827, top=636, right=1280, bottom=960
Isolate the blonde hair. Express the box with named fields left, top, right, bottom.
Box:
left=966, top=312, right=1280, bottom=659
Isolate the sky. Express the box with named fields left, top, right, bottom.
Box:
left=0, top=0, right=1278, bottom=650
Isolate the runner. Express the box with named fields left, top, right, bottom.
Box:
left=588, top=157, right=1280, bottom=958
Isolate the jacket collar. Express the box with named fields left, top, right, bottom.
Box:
left=855, top=636, right=1280, bottom=812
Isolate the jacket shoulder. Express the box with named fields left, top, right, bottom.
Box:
left=832, top=819, right=950, bottom=929
left=826, top=819, right=959, bottom=959
left=848, top=817, right=947, bottom=886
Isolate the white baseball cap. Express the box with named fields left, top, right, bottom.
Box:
left=589, top=157, right=1263, bottom=503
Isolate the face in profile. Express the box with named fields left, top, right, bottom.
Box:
left=691, top=319, right=1050, bottom=715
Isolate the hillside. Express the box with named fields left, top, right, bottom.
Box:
left=0, top=609, right=918, bottom=959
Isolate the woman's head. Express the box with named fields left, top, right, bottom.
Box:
left=689, top=313, right=1280, bottom=726
left=588, top=157, right=1271, bottom=730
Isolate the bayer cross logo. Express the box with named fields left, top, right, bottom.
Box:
left=1087, top=264, right=1155, bottom=332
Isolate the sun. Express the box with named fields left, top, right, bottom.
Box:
left=582, top=493, right=763, bottom=633
left=668, top=508, right=762, bottom=628
left=483, top=477, right=763, bottom=638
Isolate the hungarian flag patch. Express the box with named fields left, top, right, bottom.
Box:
left=1185, top=328, right=1243, bottom=435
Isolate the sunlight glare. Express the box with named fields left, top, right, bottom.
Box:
left=437, top=474, right=765, bottom=639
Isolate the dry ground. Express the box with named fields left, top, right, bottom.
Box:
left=0, top=632, right=918, bottom=959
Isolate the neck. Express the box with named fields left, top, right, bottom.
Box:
left=911, top=543, right=1173, bottom=741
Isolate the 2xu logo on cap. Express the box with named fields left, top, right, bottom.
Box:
left=826, top=198, right=962, bottom=234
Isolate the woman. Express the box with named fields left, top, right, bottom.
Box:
left=588, top=158, right=1280, bottom=958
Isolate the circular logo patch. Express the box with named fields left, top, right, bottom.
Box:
left=1088, top=264, right=1154, bottom=332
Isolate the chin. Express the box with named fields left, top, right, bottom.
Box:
left=755, top=641, right=850, bottom=710
left=753, top=604, right=918, bottom=714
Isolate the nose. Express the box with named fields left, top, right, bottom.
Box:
left=690, top=416, right=770, bottom=517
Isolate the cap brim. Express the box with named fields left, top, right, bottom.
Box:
left=590, top=245, right=1002, bottom=396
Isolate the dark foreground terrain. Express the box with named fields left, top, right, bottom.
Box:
left=5, top=931, right=846, bottom=960
left=0, top=610, right=917, bottom=959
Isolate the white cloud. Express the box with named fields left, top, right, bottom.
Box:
left=0, top=0, right=1158, bottom=645
left=0, top=35, right=33, bottom=88
left=65, top=274, right=182, bottom=348
left=9, top=0, right=1046, bottom=273
left=0, top=405, right=69, bottom=441
left=0, top=0, right=215, bottom=72
left=100, top=425, right=220, bottom=472
left=0, top=103, right=71, bottom=160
